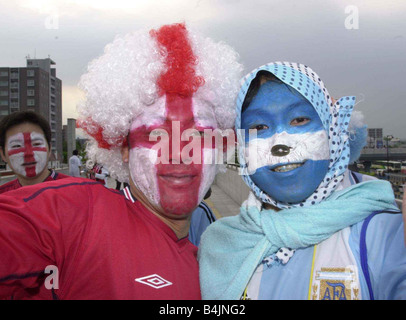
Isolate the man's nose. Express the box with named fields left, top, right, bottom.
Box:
left=271, top=144, right=291, bottom=157
left=168, top=132, right=193, bottom=164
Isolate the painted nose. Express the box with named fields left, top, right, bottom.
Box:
left=271, top=144, right=291, bottom=157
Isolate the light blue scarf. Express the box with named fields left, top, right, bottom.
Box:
left=198, top=179, right=398, bottom=300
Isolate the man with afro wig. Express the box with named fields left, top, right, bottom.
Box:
left=0, top=23, right=243, bottom=300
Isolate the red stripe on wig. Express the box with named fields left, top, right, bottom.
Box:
left=150, top=23, right=205, bottom=97
left=77, top=118, right=127, bottom=150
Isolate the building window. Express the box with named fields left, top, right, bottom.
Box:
left=0, top=110, right=8, bottom=116
left=27, top=80, right=35, bottom=87
left=0, top=100, right=8, bottom=106
left=0, top=71, right=8, bottom=77
left=0, top=81, right=8, bottom=86
left=0, top=90, right=8, bottom=96
left=27, top=99, right=35, bottom=106
left=27, top=89, right=35, bottom=96
left=27, top=70, right=35, bottom=77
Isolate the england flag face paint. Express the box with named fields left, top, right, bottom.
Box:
left=6, top=131, right=49, bottom=178
left=241, top=80, right=330, bottom=203
left=128, top=94, right=218, bottom=216
left=125, top=23, right=222, bottom=216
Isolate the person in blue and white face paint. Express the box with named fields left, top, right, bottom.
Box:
left=241, top=74, right=330, bottom=204
left=198, top=63, right=406, bottom=300
left=237, top=66, right=359, bottom=210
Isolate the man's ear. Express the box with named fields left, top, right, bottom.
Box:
left=121, top=145, right=129, bottom=163
left=46, top=143, right=52, bottom=163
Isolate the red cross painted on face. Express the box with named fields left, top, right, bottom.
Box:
left=128, top=93, right=219, bottom=216
left=126, top=23, right=223, bottom=216
left=7, top=132, right=48, bottom=178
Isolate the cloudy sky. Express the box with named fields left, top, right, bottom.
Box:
left=1, top=0, right=405, bottom=138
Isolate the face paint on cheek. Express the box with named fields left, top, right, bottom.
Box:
left=33, top=150, right=49, bottom=176
left=7, top=132, right=48, bottom=178
left=129, top=147, right=160, bottom=207
left=246, top=130, right=330, bottom=203
left=199, top=147, right=218, bottom=201
left=192, top=98, right=220, bottom=206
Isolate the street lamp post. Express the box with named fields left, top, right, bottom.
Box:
left=385, top=135, right=394, bottom=174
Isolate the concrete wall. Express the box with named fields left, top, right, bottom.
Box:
left=214, top=165, right=250, bottom=205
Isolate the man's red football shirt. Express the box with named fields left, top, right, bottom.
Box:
left=0, top=170, right=69, bottom=194
left=0, top=178, right=201, bottom=300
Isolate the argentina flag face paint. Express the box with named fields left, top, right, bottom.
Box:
left=241, top=80, right=330, bottom=203
left=236, top=62, right=356, bottom=209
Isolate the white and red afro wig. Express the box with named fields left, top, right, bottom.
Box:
left=77, top=23, right=243, bottom=182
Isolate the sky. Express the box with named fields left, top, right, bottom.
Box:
left=0, top=0, right=405, bottom=138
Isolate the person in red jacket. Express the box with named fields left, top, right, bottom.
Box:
left=0, top=111, right=69, bottom=194
left=0, top=22, right=243, bottom=299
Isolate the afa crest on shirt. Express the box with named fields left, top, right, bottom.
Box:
left=312, top=267, right=360, bottom=300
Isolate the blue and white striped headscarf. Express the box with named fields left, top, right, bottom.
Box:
left=236, top=62, right=356, bottom=209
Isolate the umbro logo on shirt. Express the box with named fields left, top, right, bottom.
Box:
left=135, top=274, right=173, bottom=289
